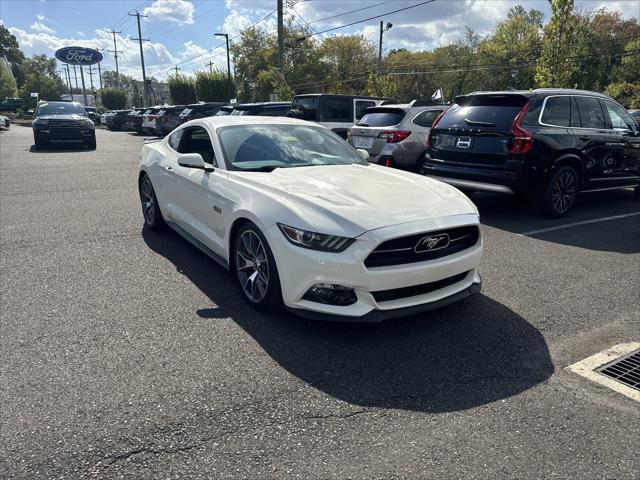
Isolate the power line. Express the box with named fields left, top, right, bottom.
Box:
left=305, top=0, right=397, bottom=25
left=301, top=0, right=437, bottom=39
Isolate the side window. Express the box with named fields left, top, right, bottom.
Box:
left=570, top=96, right=581, bottom=127
left=412, top=110, right=440, bottom=127
left=603, top=100, right=636, bottom=131
left=168, top=129, right=183, bottom=151
left=178, top=126, right=216, bottom=166
left=541, top=96, right=571, bottom=127
left=355, top=100, right=376, bottom=121
left=574, top=96, right=607, bottom=129
left=260, top=106, right=288, bottom=117
left=323, top=98, right=351, bottom=122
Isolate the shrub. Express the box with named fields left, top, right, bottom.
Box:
left=195, top=70, right=236, bottom=102
left=100, top=88, right=127, bottom=110
left=168, top=74, right=197, bottom=104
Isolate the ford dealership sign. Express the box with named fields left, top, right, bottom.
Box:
left=55, top=47, right=103, bottom=66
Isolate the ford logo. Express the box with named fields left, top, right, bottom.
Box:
left=55, top=46, right=103, bottom=66
left=415, top=233, right=450, bottom=253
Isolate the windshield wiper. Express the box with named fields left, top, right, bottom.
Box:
left=464, top=118, right=495, bottom=127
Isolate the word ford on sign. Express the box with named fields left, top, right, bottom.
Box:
left=55, top=46, right=103, bottom=66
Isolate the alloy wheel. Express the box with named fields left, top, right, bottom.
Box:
left=236, top=230, right=270, bottom=303
left=140, top=177, right=156, bottom=225
left=551, top=170, right=577, bottom=214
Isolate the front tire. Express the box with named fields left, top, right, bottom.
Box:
left=234, top=222, right=282, bottom=312
left=86, top=136, right=96, bottom=149
left=542, top=165, right=579, bottom=217
left=139, top=175, right=165, bottom=230
left=34, top=135, right=47, bottom=150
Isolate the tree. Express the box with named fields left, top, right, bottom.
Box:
left=365, top=72, right=397, bottom=98
left=605, top=82, right=640, bottom=108
left=256, top=67, right=293, bottom=101
left=536, top=0, right=578, bottom=87
left=101, top=70, right=134, bottom=89
left=320, top=35, right=376, bottom=94
left=0, top=25, right=26, bottom=86
left=477, top=6, right=543, bottom=90
left=195, top=70, right=235, bottom=102
left=100, top=88, right=127, bottom=109
left=168, top=73, right=197, bottom=104
left=0, top=60, right=18, bottom=98
left=18, top=54, right=65, bottom=108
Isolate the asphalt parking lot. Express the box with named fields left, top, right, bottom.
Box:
left=1, top=125, right=639, bottom=479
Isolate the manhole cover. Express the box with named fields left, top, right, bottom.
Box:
left=597, top=349, right=640, bottom=391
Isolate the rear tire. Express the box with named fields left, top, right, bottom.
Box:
left=139, top=175, right=165, bottom=230
left=542, top=165, right=579, bottom=217
left=234, top=222, right=282, bottom=312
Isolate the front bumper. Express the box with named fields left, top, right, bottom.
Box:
left=33, top=127, right=94, bottom=142
left=265, top=214, right=483, bottom=322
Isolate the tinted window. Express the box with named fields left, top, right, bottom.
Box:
left=323, top=98, right=351, bottom=122
left=168, top=129, right=183, bottom=150
left=259, top=105, right=289, bottom=116
left=178, top=127, right=216, bottom=165
left=574, top=96, right=606, bottom=129
left=292, top=97, right=318, bottom=120
left=412, top=110, right=441, bottom=127
left=437, top=95, right=527, bottom=130
left=355, top=100, right=376, bottom=120
left=603, top=100, right=636, bottom=131
left=357, top=109, right=404, bottom=127
left=541, top=96, right=571, bottom=127
left=570, top=97, right=581, bottom=127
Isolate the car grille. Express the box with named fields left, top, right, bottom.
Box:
left=364, top=225, right=479, bottom=268
left=372, top=271, right=470, bottom=303
left=48, top=119, right=83, bottom=128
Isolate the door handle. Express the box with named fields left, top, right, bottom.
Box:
left=165, top=166, right=173, bottom=171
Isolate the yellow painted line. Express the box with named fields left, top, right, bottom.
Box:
left=566, top=342, right=640, bottom=402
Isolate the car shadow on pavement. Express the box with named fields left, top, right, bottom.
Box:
left=143, top=227, right=554, bottom=413
left=475, top=190, right=640, bottom=254
left=29, top=143, right=91, bottom=153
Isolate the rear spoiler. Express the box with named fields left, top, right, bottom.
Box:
left=454, top=93, right=530, bottom=106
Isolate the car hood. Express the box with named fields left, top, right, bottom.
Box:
left=229, top=164, right=478, bottom=237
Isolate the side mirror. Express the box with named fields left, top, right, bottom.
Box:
left=177, top=153, right=213, bottom=171
left=356, top=148, right=370, bottom=161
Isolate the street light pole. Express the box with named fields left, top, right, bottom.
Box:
left=378, top=21, right=392, bottom=75
left=214, top=33, right=231, bottom=81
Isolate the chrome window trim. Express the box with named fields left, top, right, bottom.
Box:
left=538, top=94, right=611, bottom=130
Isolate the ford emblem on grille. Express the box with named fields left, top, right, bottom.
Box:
left=414, top=233, right=450, bottom=253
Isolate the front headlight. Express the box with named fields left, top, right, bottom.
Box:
left=278, top=223, right=355, bottom=252
left=81, top=118, right=95, bottom=128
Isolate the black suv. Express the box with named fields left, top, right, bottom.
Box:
left=422, top=89, right=640, bottom=216
left=32, top=101, right=96, bottom=150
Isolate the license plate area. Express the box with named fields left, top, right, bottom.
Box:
left=352, top=135, right=374, bottom=149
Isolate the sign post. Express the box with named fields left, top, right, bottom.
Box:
left=55, top=47, right=103, bottom=106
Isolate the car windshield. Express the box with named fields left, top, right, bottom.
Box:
left=218, top=124, right=367, bottom=171
left=37, top=102, right=87, bottom=116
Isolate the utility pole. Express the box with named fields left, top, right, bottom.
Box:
left=108, top=29, right=121, bottom=88
left=88, top=65, right=95, bottom=92
left=207, top=60, right=213, bottom=74
left=73, top=65, right=79, bottom=89
left=130, top=11, right=150, bottom=105
left=95, top=47, right=103, bottom=90
left=215, top=33, right=231, bottom=81
left=79, top=66, right=88, bottom=106
left=277, top=0, right=284, bottom=74
left=378, top=21, right=392, bottom=74
left=173, top=65, right=180, bottom=75
left=65, top=64, right=74, bottom=101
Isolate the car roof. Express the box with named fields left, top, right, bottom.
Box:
left=294, top=93, right=395, bottom=101
left=233, top=102, right=291, bottom=108
left=196, top=116, right=321, bottom=130
left=462, top=88, right=611, bottom=99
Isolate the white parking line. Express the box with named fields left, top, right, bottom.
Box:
left=518, top=212, right=640, bottom=236
left=566, top=343, right=640, bottom=402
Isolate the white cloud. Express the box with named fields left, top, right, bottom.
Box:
left=36, top=14, right=46, bottom=21
left=9, top=27, right=176, bottom=81
left=30, top=21, right=55, bottom=34
left=142, top=0, right=195, bottom=26
left=77, top=31, right=85, bottom=37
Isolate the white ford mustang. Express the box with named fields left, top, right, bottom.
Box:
left=138, top=116, right=482, bottom=322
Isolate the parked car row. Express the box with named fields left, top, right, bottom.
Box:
left=0, top=114, right=11, bottom=129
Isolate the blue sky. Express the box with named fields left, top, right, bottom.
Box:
left=2, top=0, right=638, bottom=81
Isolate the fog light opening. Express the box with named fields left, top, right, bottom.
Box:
left=302, top=284, right=357, bottom=306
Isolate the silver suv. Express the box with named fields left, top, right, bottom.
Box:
left=347, top=100, right=444, bottom=171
